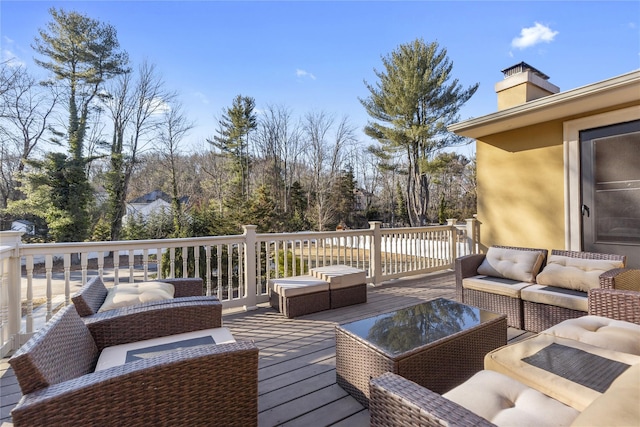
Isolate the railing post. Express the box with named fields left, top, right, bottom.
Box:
left=369, top=221, right=382, bottom=286
left=447, top=219, right=458, bottom=263
left=465, top=218, right=478, bottom=254
left=1, top=231, right=24, bottom=355
left=242, top=225, right=258, bottom=311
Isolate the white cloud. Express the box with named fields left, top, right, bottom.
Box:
left=2, top=37, right=26, bottom=67
left=511, top=22, right=558, bottom=50
left=296, top=69, right=316, bottom=80
left=194, top=91, right=210, bottom=105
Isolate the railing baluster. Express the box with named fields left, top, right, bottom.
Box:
left=98, top=251, right=104, bottom=280
left=113, top=250, right=120, bottom=285
left=128, top=251, right=135, bottom=283
left=25, top=256, right=33, bottom=333
left=182, top=246, right=188, bottom=278
left=205, top=245, right=212, bottom=296
left=156, top=247, right=162, bottom=279
left=143, top=249, right=149, bottom=281
left=194, top=245, right=200, bottom=279
left=63, top=253, right=71, bottom=305
left=81, top=252, right=88, bottom=286
left=45, top=255, right=52, bottom=322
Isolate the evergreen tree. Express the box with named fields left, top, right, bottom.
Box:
left=331, top=167, right=357, bottom=228
left=209, top=95, right=257, bottom=202
left=6, top=153, right=93, bottom=242
left=360, top=39, right=478, bottom=226
left=28, top=8, right=128, bottom=241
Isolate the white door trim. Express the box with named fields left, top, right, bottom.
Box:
left=563, top=106, right=640, bottom=251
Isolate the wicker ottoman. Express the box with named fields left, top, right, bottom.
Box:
left=269, top=275, right=331, bottom=318
left=310, top=265, right=367, bottom=308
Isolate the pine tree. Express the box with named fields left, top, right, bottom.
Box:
left=28, top=8, right=128, bottom=241
left=209, top=95, right=257, bottom=202
left=361, top=39, right=478, bottom=226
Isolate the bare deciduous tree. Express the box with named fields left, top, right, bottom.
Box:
left=0, top=64, right=59, bottom=211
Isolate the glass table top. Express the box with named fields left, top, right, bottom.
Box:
left=338, top=298, right=503, bottom=356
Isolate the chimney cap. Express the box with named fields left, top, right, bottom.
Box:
left=501, top=62, right=549, bottom=80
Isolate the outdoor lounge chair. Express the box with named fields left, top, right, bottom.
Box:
left=9, top=304, right=259, bottom=426
left=72, top=276, right=223, bottom=348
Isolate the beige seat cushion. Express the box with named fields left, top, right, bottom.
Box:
left=463, top=275, right=533, bottom=298
left=544, top=315, right=640, bottom=356
left=484, top=333, right=640, bottom=411
left=98, top=281, right=175, bottom=312
left=477, top=247, right=545, bottom=283
left=520, top=285, right=588, bottom=312
left=310, top=265, right=366, bottom=289
left=536, top=255, right=624, bottom=292
left=96, top=327, right=235, bottom=371
left=270, top=275, right=329, bottom=297
left=443, top=370, right=579, bottom=427
left=571, top=363, right=640, bottom=427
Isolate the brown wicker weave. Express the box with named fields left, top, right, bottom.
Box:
left=272, top=288, right=331, bottom=318
left=589, top=287, right=640, bottom=325
left=9, top=305, right=259, bottom=427
left=522, top=250, right=627, bottom=332
left=335, top=304, right=507, bottom=407
left=455, top=246, right=548, bottom=329
left=522, top=301, right=586, bottom=334
left=369, top=372, right=496, bottom=427
left=330, top=283, right=367, bottom=309
left=599, top=268, right=640, bottom=291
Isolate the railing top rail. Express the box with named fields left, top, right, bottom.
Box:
left=17, top=234, right=246, bottom=256
left=379, top=224, right=453, bottom=233
left=255, top=228, right=373, bottom=242
left=0, top=245, right=14, bottom=260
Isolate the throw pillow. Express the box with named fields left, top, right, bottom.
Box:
left=477, top=247, right=545, bottom=283
left=536, top=255, right=624, bottom=292
left=98, top=281, right=175, bottom=312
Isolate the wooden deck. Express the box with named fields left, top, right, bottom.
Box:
left=0, top=270, right=532, bottom=426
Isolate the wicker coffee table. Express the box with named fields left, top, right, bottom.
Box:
left=335, top=298, right=507, bottom=407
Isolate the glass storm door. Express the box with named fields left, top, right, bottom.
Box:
left=580, top=120, right=640, bottom=268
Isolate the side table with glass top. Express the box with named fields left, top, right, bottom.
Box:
left=335, top=297, right=507, bottom=407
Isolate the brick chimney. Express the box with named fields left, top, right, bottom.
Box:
left=495, top=62, right=560, bottom=110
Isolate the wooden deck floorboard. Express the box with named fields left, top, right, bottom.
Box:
left=1, top=270, right=533, bottom=426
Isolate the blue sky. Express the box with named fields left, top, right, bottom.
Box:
left=2, top=1, right=639, bottom=154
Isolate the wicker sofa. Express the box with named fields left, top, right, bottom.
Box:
left=370, top=282, right=640, bottom=427
left=456, top=247, right=626, bottom=331
left=9, top=304, right=259, bottom=426
left=455, top=245, right=548, bottom=329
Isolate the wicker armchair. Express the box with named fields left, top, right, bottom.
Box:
left=370, top=372, right=496, bottom=427
left=9, top=304, right=259, bottom=426
left=521, top=250, right=626, bottom=332
left=589, top=268, right=640, bottom=325
left=72, top=277, right=222, bottom=348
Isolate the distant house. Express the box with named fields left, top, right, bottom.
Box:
left=11, top=220, right=35, bottom=235
left=449, top=63, right=640, bottom=267
left=122, top=190, right=189, bottom=224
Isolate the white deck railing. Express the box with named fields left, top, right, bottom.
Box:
left=0, top=220, right=479, bottom=356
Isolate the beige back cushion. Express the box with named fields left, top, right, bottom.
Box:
left=98, top=281, right=175, bottom=312
left=477, top=247, right=545, bottom=283
left=536, top=255, right=624, bottom=292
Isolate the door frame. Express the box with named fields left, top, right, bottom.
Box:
left=563, top=105, right=640, bottom=251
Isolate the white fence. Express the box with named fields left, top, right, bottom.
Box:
left=0, top=220, right=479, bottom=357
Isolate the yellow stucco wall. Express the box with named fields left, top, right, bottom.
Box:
left=476, top=120, right=566, bottom=250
